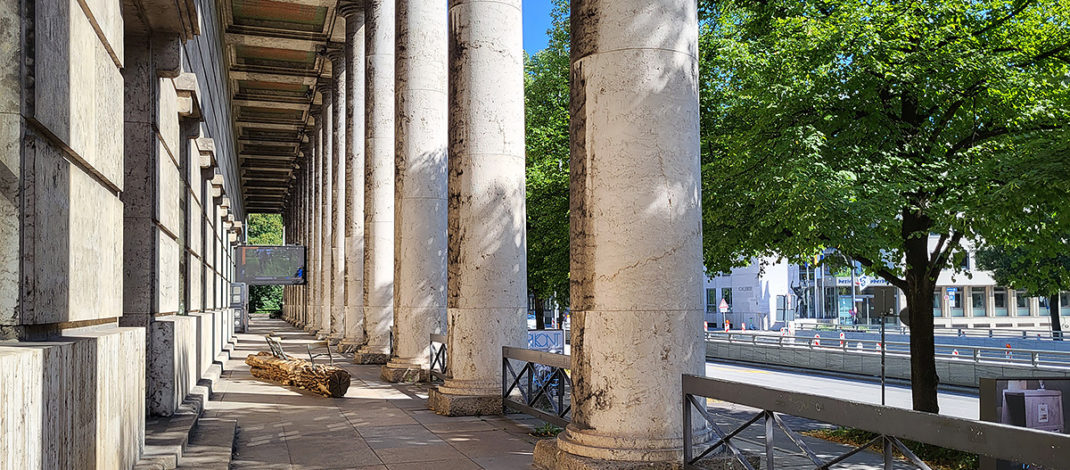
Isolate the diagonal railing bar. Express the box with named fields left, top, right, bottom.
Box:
left=888, top=437, right=933, bottom=470
left=685, top=394, right=758, bottom=469
left=816, top=435, right=883, bottom=469
left=770, top=412, right=825, bottom=466
left=429, top=334, right=448, bottom=382
left=502, top=347, right=572, bottom=428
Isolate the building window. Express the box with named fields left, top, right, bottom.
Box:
left=1061, top=292, right=1070, bottom=315
left=933, top=291, right=942, bottom=317
left=706, top=288, right=717, bottom=314
left=721, top=288, right=732, bottom=311
left=1016, top=290, right=1030, bottom=316
left=994, top=288, right=1008, bottom=316
left=971, top=288, right=987, bottom=317
left=1039, top=296, right=1050, bottom=310
left=947, top=287, right=964, bottom=317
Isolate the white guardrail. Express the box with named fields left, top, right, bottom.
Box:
left=705, top=331, right=1070, bottom=369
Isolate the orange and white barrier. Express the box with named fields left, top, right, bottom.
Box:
left=813, top=334, right=821, bottom=347
left=839, top=332, right=846, bottom=347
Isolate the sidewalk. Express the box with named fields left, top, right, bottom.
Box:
left=208, top=316, right=541, bottom=469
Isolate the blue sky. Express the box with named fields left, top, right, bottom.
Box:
left=523, top=0, right=555, bottom=54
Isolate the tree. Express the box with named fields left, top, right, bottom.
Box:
left=525, top=0, right=571, bottom=329
left=700, top=0, right=1070, bottom=412
left=978, top=242, right=1070, bottom=340
left=247, top=213, right=285, bottom=314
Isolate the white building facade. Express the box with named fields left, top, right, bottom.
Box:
left=705, top=238, right=1070, bottom=332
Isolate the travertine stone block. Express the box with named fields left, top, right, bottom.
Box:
left=0, top=0, right=19, bottom=114
left=157, top=140, right=181, bottom=235
left=79, top=0, right=124, bottom=64
left=0, top=327, right=146, bottom=470
left=157, top=231, right=180, bottom=314
left=188, top=252, right=203, bottom=311
left=189, top=312, right=215, bottom=377
left=35, top=0, right=124, bottom=188
left=149, top=315, right=196, bottom=416
left=0, top=114, right=19, bottom=326
left=31, top=141, right=124, bottom=324
left=157, top=78, right=180, bottom=161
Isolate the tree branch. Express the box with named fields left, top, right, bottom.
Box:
left=929, top=232, right=950, bottom=267
left=853, top=254, right=909, bottom=291
left=928, top=231, right=965, bottom=280
left=946, top=124, right=1063, bottom=158
left=975, top=0, right=1036, bottom=37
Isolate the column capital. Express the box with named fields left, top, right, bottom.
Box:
left=326, top=48, right=345, bottom=62
left=315, top=82, right=332, bottom=97
left=337, top=1, right=364, bottom=18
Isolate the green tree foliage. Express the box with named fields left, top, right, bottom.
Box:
left=977, top=243, right=1070, bottom=339
left=700, top=0, right=1070, bottom=412
left=246, top=213, right=284, bottom=314
left=525, top=0, right=571, bottom=327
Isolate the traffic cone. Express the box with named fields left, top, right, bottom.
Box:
left=813, top=334, right=821, bottom=347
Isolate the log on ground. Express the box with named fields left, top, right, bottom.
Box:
left=245, top=352, right=352, bottom=397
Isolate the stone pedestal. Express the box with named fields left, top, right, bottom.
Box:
left=532, top=0, right=709, bottom=467
left=382, top=0, right=448, bottom=382
left=356, top=0, right=396, bottom=367
left=429, top=0, right=526, bottom=416
left=534, top=442, right=759, bottom=470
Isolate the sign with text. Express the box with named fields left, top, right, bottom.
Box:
left=528, top=329, right=565, bottom=354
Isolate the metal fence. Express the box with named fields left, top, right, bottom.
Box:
left=429, top=334, right=447, bottom=383
left=501, top=346, right=572, bottom=427
left=682, top=374, right=1070, bottom=469
left=706, top=331, right=1070, bottom=368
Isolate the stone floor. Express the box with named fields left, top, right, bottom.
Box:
left=208, top=316, right=542, bottom=469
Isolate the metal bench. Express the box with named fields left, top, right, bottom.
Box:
left=264, top=334, right=334, bottom=365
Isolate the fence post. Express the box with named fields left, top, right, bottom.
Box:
left=1032, top=352, right=1040, bottom=368
left=682, top=392, right=693, bottom=465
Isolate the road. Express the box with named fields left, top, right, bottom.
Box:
left=704, top=359, right=980, bottom=419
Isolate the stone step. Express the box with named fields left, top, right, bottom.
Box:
left=134, top=363, right=226, bottom=470
left=175, top=418, right=237, bottom=470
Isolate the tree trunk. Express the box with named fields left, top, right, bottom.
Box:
left=534, top=294, right=546, bottom=330
left=904, top=284, right=940, bottom=413
left=1050, top=295, right=1063, bottom=341
left=245, top=352, right=352, bottom=397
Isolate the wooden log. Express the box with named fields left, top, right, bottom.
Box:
left=245, top=352, right=352, bottom=397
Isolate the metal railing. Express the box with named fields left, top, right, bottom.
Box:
left=706, top=331, right=1070, bottom=369
left=501, top=346, right=572, bottom=427
left=429, top=334, right=447, bottom=383
left=682, top=374, right=1070, bottom=469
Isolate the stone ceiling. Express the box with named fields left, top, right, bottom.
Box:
left=219, top=0, right=344, bottom=213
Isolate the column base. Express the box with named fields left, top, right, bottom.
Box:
left=353, top=351, right=391, bottom=364
left=534, top=438, right=755, bottom=470
left=428, top=387, right=502, bottom=416
left=380, top=362, right=428, bottom=383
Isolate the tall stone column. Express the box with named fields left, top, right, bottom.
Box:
left=307, top=126, right=322, bottom=333
left=317, top=83, right=334, bottom=339
left=354, top=0, right=396, bottom=365
left=328, top=50, right=348, bottom=342
left=428, top=0, right=526, bottom=415
left=532, top=1, right=707, bottom=468
left=340, top=4, right=367, bottom=348
left=381, top=0, right=448, bottom=382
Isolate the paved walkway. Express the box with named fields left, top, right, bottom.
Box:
left=208, top=316, right=541, bottom=469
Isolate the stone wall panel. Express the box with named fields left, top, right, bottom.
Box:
left=35, top=0, right=123, bottom=188
left=157, top=230, right=180, bottom=314
left=31, top=140, right=123, bottom=324
left=0, top=113, right=19, bottom=326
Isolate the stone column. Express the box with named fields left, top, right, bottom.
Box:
left=340, top=4, right=367, bottom=348
left=381, top=0, right=448, bottom=382
left=354, top=0, right=396, bottom=365
left=318, top=83, right=334, bottom=339
left=307, top=126, right=321, bottom=333
left=328, top=50, right=348, bottom=342
left=428, top=0, right=526, bottom=415
left=532, top=1, right=707, bottom=468
left=307, top=116, right=323, bottom=333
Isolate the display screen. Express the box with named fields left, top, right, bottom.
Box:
left=235, top=245, right=306, bottom=285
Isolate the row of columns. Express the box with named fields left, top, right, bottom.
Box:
left=283, top=0, right=706, bottom=467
